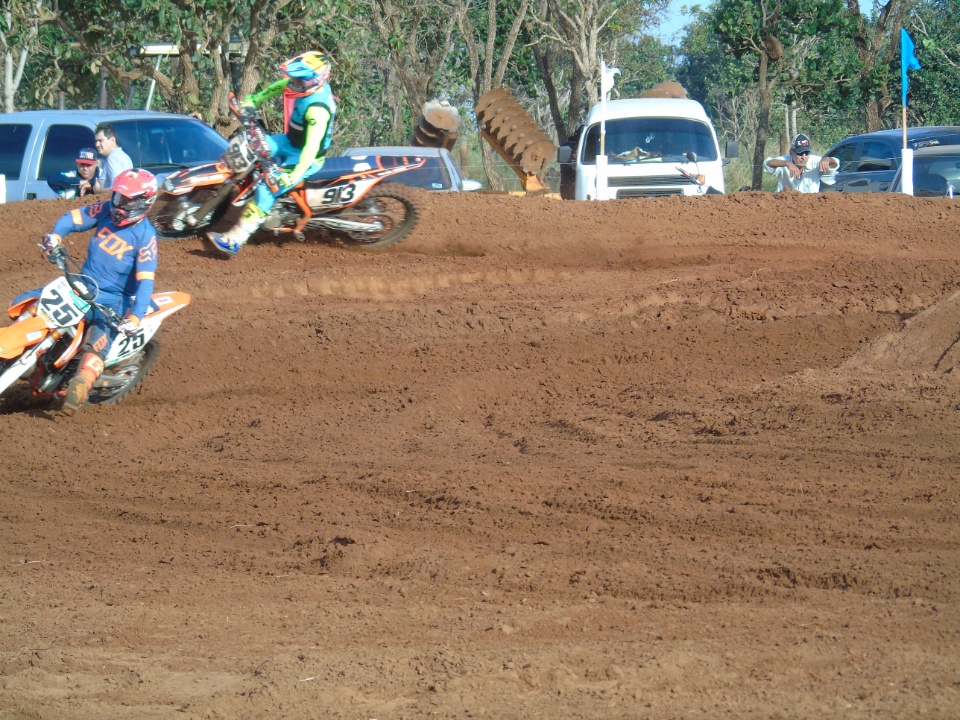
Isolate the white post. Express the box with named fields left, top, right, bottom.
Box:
left=597, top=60, right=620, bottom=200
left=901, top=148, right=914, bottom=195
left=0, top=174, right=6, bottom=204
left=144, top=55, right=164, bottom=111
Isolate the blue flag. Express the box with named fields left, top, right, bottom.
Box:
left=901, top=28, right=921, bottom=106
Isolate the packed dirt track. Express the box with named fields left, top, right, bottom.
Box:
left=2, top=189, right=959, bottom=719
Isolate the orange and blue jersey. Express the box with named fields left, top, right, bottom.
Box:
left=50, top=201, right=158, bottom=322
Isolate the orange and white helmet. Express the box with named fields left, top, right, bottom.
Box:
left=280, top=51, right=331, bottom=98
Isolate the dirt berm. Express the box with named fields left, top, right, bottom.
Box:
left=1, top=190, right=959, bottom=719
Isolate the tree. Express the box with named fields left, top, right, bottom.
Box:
left=48, top=0, right=341, bottom=135
left=712, top=0, right=854, bottom=189
left=909, top=0, right=960, bottom=125
left=526, top=0, right=667, bottom=142
left=459, top=0, right=531, bottom=189
left=845, top=0, right=917, bottom=132
left=1, top=0, right=55, bottom=112
left=677, top=5, right=753, bottom=140
left=357, top=0, right=468, bottom=125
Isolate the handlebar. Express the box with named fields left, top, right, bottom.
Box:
left=48, top=247, right=124, bottom=328
left=227, top=92, right=281, bottom=191
left=228, top=92, right=256, bottom=121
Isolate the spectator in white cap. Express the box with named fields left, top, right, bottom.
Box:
left=764, top=133, right=839, bottom=193
left=46, top=147, right=102, bottom=199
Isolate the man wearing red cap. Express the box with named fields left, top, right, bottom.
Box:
left=764, top=133, right=839, bottom=193
left=46, top=147, right=102, bottom=199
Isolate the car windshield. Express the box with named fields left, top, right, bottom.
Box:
left=390, top=157, right=452, bottom=190
left=581, top=117, right=719, bottom=164
left=113, top=118, right=228, bottom=170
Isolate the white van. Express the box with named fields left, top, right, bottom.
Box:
left=557, top=98, right=737, bottom=200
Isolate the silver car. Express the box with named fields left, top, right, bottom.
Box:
left=821, top=126, right=960, bottom=193
left=344, top=146, right=482, bottom=192
left=888, top=144, right=960, bottom=197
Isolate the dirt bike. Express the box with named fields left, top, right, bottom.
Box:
left=151, top=95, right=426, bottom=248
left=0, top=247, right=190, bottom=412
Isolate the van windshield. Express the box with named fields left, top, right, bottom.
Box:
left=581, top=117, right=719, bottom=164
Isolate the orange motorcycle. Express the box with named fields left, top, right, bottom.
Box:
left=151, top=95, right=426, bottom=249
left=0, top=247, right=190, bottom=411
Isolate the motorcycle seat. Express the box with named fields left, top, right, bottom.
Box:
left=304, top=156, right=372, bottom=182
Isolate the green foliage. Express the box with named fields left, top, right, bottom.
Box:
left=615, top=36, right=679, bottom=97
left=677, top=6, right=752, bottom=106
left=907, top=0, right=960, bottom=125
left=6, top=0, right=956, bottom=175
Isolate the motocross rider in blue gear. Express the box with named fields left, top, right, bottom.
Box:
left=208, top=51, right=337, bottom=255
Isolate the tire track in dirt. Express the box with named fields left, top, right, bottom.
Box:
left=188, top=267, right=571, bottom=302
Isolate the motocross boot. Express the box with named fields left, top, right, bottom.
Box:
left=62, top=353, right=104, bottom=416
left=208, top=204, right=266, bottom=255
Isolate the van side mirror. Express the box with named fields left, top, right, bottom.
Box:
left=725, top=140, right=739, bottom=158
left=557, top=146, right=573, bottom=164
left=685, top=151, right=698, bottom=163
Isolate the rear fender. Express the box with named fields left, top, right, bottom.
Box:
left=162, top=162, right=232, bottom=195
left=305, top=155, right=427, bottom=190
left=103, top=291, right=191, bottom=365
left=146, top=291, right=191, bottom=323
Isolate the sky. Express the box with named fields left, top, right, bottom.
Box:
left=652, top=0, right=700, bottom=45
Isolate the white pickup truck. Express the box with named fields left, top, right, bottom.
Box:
left=0, top=109, right=227, bottom=203
left=557, top=97, right=738, bottom=200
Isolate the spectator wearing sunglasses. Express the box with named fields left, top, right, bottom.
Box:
left=764, top=133, right=839, bottom=193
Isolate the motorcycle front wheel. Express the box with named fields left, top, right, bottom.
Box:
left=151, top=189, right=230, bottom=240
left=86, top=340, right=161, bottom=407
left=338, top=182, right=421, bottom=249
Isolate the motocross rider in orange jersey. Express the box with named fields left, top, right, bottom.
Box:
left=208, top=51, right=337, bottom=255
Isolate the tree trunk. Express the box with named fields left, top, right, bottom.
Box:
left=752, top=52, right=774, bottom=190
left=865, top=98, right=882, bottom=132
left=2, top=50, right=13, bottom=113
left=98, top=65, right=109, bottom=109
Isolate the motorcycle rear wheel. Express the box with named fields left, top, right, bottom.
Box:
left=152, top=189, right=230, bottom=240
left=86, top=340, right=161, bottom=407
left=338, top=182, right=421, bottom=249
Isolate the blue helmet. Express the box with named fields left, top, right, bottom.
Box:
left=280, top=51, right=331, bottom=98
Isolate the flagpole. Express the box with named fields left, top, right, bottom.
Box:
left=596, top=60, right=620, bottom=201
left=902, top=107, right=907, bottom=150
left=900, top=28, right=922, bottom=195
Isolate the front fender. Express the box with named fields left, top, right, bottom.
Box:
left=0, top=314, right=49, bottom=359
left=8, top=293, right=40, bottom=319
